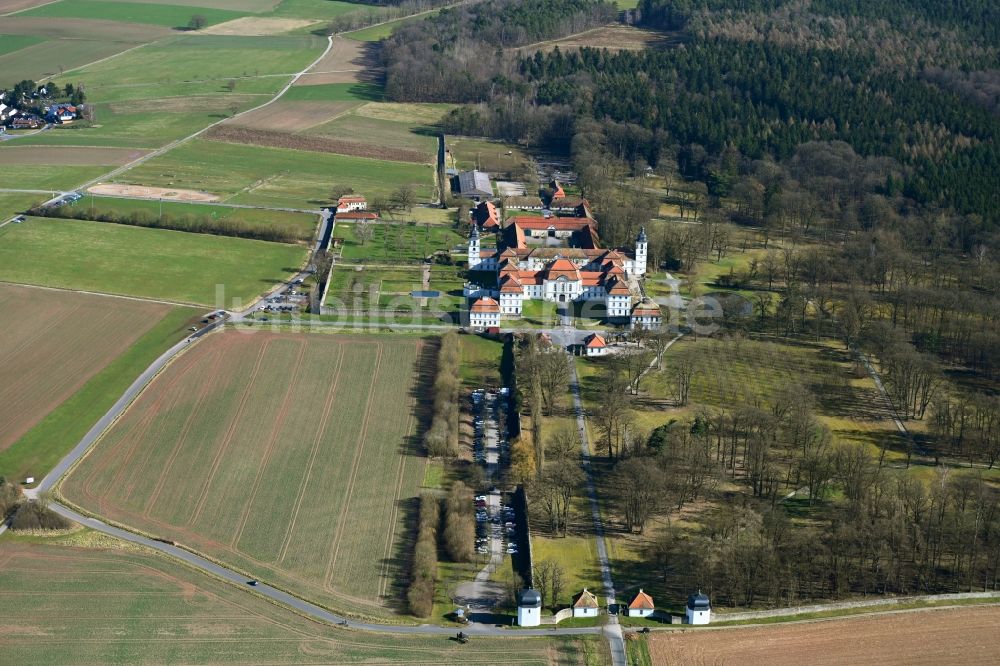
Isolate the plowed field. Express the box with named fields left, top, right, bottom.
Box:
left=0, top=283, right=172, bottom=452
left=61, top=331, right=432, bottom=618
left=649, top=605, right=1000, bottom=665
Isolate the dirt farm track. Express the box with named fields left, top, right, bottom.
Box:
left=650, top=605, right=1000, bottom=665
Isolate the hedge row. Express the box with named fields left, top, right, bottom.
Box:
left=423, top=331, right=460, bottom=457
left=407, top=492, right=440, bottom=617
left=443, top=481, right=475, bottom=562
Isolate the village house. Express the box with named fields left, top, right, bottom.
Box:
left=337, top=195, right=367, bottom=212
left=473, top=200, right=500, bottom=230
left=9, top=115, right=43, bottom=130
left=44, top=103, right=76, bottom=123
left=572, top=588, right=600, bottom=617
left=626, top=589, right=655, bottom=617
left=582, top=333, right=608, bottom=357
left=452, top=170, right=493, bottom=200
left=630, top=298, right=663, bottom=330
left=468, top=296, right=501, bottom=330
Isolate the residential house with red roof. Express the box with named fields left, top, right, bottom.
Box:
left=627, top=589, right=655, bottom=617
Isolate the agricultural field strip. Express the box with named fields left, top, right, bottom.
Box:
left=29, top=34, right=337, bottom=211
left=60, top=334, right=426, bottom=612
left=0, top=545, right=577, bottom=664
left=0, top=284, right=173, bottom=452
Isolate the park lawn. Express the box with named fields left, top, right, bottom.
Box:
left=0, top=34, right=44, bottom=56
left=13, top=96, right=272, bottom=149
left=530, top=534, right=605, bottom=607
left=19, top=0, right=248, bottom=28
left=0, top=301, right=198, bottom=485
left=336, top=221, right=463, bottom=263
left=0, top=217, right=306, bottom=306
left=325, top=264, right=424, bottom=307
left=120, top=139, right=435, bottom=207
left=63, top=196, right=317, bottom=240
left=67, top=34, right=324, bottom=103
left=0, top=537, right=598, bottom=664
left=285, top=82, right=384, bottom=102
left=59, top=331, right=432, bottom=619
left=0, top=164, right=107, bottom=191
left=458, top=334, right=503, bottom=388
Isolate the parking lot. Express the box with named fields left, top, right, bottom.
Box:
left=471, top=388, right=517, bottom=560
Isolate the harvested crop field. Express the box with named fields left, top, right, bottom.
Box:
left=0, top=283, right=172, bottom=452
left=649, top=606, right=1000, bottom=665
left=294, top=35, right=372, bottom=86
left=0, top=541, right=596, bottom=664
left=201, top=16, right=316, bottom=35
left=0, top=145, right=148, bottom=166
left=225, top=100, right=358, bottom=131
left=87, top=183, right=219, bottom=201
left=61, top=331, right=434, bottom=617
left=205, top=125, right=429, bottom=163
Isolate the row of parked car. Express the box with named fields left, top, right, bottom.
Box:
left=471, top=388, right=518, bottom=557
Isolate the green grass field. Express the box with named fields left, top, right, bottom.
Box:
left=0, top=37, right=153, bottom=88
left=64, top=195, right=318, bottom=240
left=446, top=135, right=531, bottom=177
left=121, top=139, right=435, bottom=207
left=20, top=0, right=247, bottom=28
left=0, top=165, right=107, bottom=192
left=0, top=537, right=598, bottom=664
left=66, top=34, right=324, bottom=103
left=60, top=331, right=432, bottom=618
left=285, top=82, right=383, bottom=102
left=458, top=334, right=503, bottom=388
left=0, top=296, right=197, bottom=485
left=0, top=193, right=47, bottom=219
left=12, top=96, right=272, bottom=149
left=0, top=34, right=44, bottom=56
left=270, top=0, right=370, bottom=20
left=336, top=221, right=463, bottom=263
left=0, top=217, right=306, bottom=306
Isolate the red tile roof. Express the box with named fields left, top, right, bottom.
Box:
left=628, top=589, right=655, bottom=610
left=471, top=297, right=500, bottom=313
left=584, top=333, right=606, bottom=348
left=547, top=258, right=580, bottom=281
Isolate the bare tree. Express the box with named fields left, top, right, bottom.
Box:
left=354, top=219, right=375, bottom=246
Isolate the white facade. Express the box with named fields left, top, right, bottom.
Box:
left=337, top=198, right=367, bottom=212
left=686, top=607, right=710, bottom=624
left=469, top=308, right=500, bottom=329
left=573, top=606, right=598, bottom=618
left=468, top=226, right=481, bottom=269
left=586, top=345, right=607, bottom=357
left=628, top=606, right=653, bottom=617
left=605, top=294, right=630, bottom=318
left=517, top=590, right=542, bottom=627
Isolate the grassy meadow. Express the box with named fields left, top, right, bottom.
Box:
left=0, top=217, right=306, bottom=305
left=59, top=331, right=433, bottom=619
left=335, top=221, right=463, bottom=263
left=18, top=0, right=248, bottom=28
left=0, top=537, right=600, bottom=664
left=121, top=139, right=435, bottom=206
